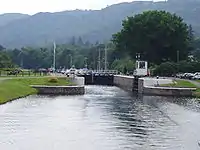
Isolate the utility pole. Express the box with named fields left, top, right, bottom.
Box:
left=20, top=55, right=23, bottom=69
left=98, top=47, right=101, bottom=71
left=71, top=55, right=73, bottom=67
left=53, top=42, right=56, bottom=73
left=104, top=45, right=107, bottom=71
left=69, top=54, right=73, bottom=68
left=84, top=57, right=88, bottom=68
left=177, top=50, right=180, bottom=73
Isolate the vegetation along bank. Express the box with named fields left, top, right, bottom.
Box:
left=161, top=79, right=200, bottom=98
left=0, top=77, right=72, bottom=104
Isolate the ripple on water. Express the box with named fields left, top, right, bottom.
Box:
left=0, top=86, right=200, bottom=150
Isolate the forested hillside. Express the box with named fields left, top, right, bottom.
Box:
left=0, top=0, right=200, bottom=48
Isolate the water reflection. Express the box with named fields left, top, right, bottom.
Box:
left=0, top=85, right=200, bottom=150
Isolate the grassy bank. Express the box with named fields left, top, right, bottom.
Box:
left=0, top=77, right=72, bottom=104
left=161, top=79, right=200, bottom=98
left=161, top=80, right=196, bottom=88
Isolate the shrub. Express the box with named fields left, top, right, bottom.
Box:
left=48, top=77, right=58, bottom=83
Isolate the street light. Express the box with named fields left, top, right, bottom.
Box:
left=53, top=42, right=56, bottom=73
left=18, top=48, right=26, bottom=69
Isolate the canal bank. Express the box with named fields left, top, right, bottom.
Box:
left=0, top=77, right=84, bottom=104
left=113, top=75, right=197, bottom=97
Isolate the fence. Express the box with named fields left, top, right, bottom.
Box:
left=0, top=70, right=49, bottom=77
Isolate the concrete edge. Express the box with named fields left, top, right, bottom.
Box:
left=30, top=85, right=85, bottom=95
left=30, top=85, right=84, bottom=88
left=144, top=86, right=197, bottom=91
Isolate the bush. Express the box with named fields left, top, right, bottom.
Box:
left=48, top=77, right=58, bottom=83
left=153, top=61, right=200, bottom=76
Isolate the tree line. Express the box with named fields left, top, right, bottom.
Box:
left=1, top=10, right=200, bottom=75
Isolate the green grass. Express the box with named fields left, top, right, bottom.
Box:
left=161, top=80, right=196, bottom=88
left=161, top=80, right=200, bottom=98
left=193, top=88, right=200, bottom=98
left=0, top=77, right=73, bottom=104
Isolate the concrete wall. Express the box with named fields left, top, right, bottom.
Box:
left=142, top=86, right=196, bottom=96
left=138, top=78, right=196, bottom=96
left=70, top=77, right=85, bottom=86
left=31, top=85, right=85, bottom=95
left=114, top=75, right=196, bottom=97
left=113, top=75, right=134, bottom=92
left=142, top=77, right=173, bottom=86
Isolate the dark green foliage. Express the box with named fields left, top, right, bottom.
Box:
left=154, top=61, right=200, bottom=76
left=113, top=10, right=191, bottom=64
left=3, top=43, right=120, bottom=70
left=0, top=45, right=5, bottom=51
left=0, top=51, right=14, bottom=68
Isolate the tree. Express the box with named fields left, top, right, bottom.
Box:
left=110, top=58, right=135, bottom=73
left=77, top=37, right=84, bottom=46
left=0, top=45, right=5, bottom=51
left=69, top=36, right=76, bottom=45
left=112, top=10, right=191, bottom=64
left=0, top=51, right=13, bottom=68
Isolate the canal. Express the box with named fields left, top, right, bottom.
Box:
left=0, top=85, right=200, bottom=150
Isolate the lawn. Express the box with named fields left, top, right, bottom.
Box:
left=161, top=80, right=196, bottom=88
left=160, top=79, right=200, bottom=98
left=0, top=77, right=72, bottom=104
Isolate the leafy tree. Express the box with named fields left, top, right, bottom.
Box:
left=77, top=37, right=84, bottom=46
left=69, top=36, right=76, bottom=45
left=112, top=10, right=191, bottom=64
left=110, top=58, right=135, bottom=73
left=0, top=45, right=5, bottom=51
left=0, top=51, right=13, bottom=68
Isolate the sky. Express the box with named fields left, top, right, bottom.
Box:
left=0, top=0, right=164, bottom=15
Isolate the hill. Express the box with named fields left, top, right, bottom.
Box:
left=0, top=0, right=200, bottom=48
left=0, top=13, right=29, bottom=27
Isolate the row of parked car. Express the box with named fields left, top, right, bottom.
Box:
left=176, top=72, right=200, bottom=80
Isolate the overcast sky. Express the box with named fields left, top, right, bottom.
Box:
left=0, top=0, right=164, bottom=15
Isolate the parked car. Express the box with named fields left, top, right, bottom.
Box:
left=192, top=75, right=200, bottom=80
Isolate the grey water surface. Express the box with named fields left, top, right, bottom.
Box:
left=0, top=85, right=200, bottom=150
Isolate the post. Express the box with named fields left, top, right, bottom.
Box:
left=98, top=48, right=101, bottom=71
left=20, top=55, right=23, bottom=69
left=53, top=42, right=56, bottom=73
left=85, top=57, right=88, bottom=68
left=104, top=45, right=107, bottom=71
left=70, top=54, right=73, bottom=68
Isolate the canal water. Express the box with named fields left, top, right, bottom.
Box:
left=0, top=86, right=200, bottom=150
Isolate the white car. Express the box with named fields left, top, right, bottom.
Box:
left=192, top=75, right=200, bottom=80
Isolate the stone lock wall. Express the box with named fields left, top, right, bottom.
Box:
left=114, top=75, right=196, bottom=97
left=113, top=75, right=135, bottom=92
left=31, top=85, right=85, bottom=95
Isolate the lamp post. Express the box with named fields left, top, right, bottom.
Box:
left=98, top=47, right=101, bottom=71
left=53, top=42, right=56, bottom=73
left=104, top=45, right=108, bottom=71
left=18, top=48, right=25, bottom=69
